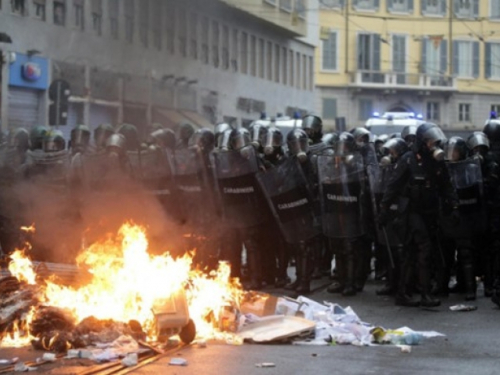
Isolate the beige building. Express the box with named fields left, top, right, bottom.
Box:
left=316, top=0, right=500, bottom=133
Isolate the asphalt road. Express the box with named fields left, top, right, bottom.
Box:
left=1, top=277, right=499, bottom=375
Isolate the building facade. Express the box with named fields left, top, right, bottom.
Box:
left=0, top=0, right=317, bottom=139
left=316, top=0, right=500, bottom=132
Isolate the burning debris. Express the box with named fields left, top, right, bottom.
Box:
left=0, top=222, right=245, bottom=353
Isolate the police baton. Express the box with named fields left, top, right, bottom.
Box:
left=381, top=226, right=395, bottom=270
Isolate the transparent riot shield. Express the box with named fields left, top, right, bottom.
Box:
left=212, top=145, right=263, bottom=228
left=318, top=153, right=366, bottom=239
left=446, top=158, right=484, bottom=217
left=256, top=158, right=320, bottom=244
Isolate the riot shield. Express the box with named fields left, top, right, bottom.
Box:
left=83, top=151, right=128, bottom=193
left=256, top=158, right=319, bottom=244
left=318, top=153, right=366, bottom=239
left=127, top=149, right=173, bottom=193
left=25, top=149, right=69, bottom=193
left=212, top=146, right=263, bottom=228
left=446, top=158, right=484, bottom=218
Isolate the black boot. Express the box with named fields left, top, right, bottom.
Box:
left=395, top=246, right=419, bottom=307
left=342, top=244, right=356, bottom=297
left=461, top=256, right=477, bottom=301
left=296, top=243, right=311, bottom=294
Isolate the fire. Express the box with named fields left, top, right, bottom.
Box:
left=0, top=307, right=35, bottom=348
left=20, top=224, right=36, bottom=233
left=1, top=222, right=244, bottom=348
left=8, top=249, right=37, bottom=285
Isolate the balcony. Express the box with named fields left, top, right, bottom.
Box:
left=349, top=71, right=457, bottom=91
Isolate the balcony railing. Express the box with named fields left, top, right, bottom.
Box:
left=349, top=71, right=457, bottom=91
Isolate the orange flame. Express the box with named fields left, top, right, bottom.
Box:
left=1, top=222, right=244, bottom=347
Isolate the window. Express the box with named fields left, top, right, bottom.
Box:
left=275, top=45, right=280, bottom=83
left=74, top=0, right=84, bottom=30
left=491, top=104, right=500, bottom=115
left=392, top=34, right=406, bottom=83
left=453, top=41, right=479, bottom=78
left=241, top=32, right=248, bottom=74
left=259, top=39, right=265, bottom=79
left=322, top=30, right=338, bottom=71
left=353, top=0, right=378, bottom=11
left=459, top=103, right=471, bottom=122
left=421, top=37, right=448, bottom=76
left=358, top=98, right=373, bottom=120
left=283, top=47, right=288, bottom=85
left=139, top=0, right=149, bottom=48
left=178, top=8, right=187, bottom=56
left=426, top=102, right=440, bottom=121
left=308, top=55, right=313, bottom=90
left=453, top=0, right=479, bottom=19
left=294, top=0, right=306, bottom=18
left=53, top=0, right=65, bottom=25
left=222, top=25, right=229, bottom=70
left=296, top=51, right=301, bottom=88
left=485, top=43, right=500, bottom=79
left=289, top=50, right=294, bottom=86
left=34, top=0, right=46, bottom=20
left=422, top=0, right=446, bottom=15
left=267, top=42, right=273, bottom=81
left=302, top=54, right=307, bottom=89
left=91, top=0, right=102, bottom=35
left=11, top=0, right=27, bottom=15
left=492, top=0, right=500, bottom=19
left=212, top=21, right=220, bottom=68
left=108, top=0, right=118, bottom=39
left=166, top=5, right=176, bottom=54
left=264, top=0, right=277, bottom=5
left=323, top=98, right=337, bottom=120
left=189, top=13, right=197, bottom=59
left=387, top=0, right=413, bottom=13
left=231, top=29, right=238, bottom=72
left=250, top=35, right=257, bottom=76
left=357, top=33, right=381, bottom=82
left=201, top=18, right=209, bottom=64
left=280, top=0, right=292, bottom=12
left=125, top=0, right=134, bottom=43
left=321, top=0, right=342, bottom=8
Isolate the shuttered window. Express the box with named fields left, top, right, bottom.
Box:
left=322, top=30, right=338, bottom=71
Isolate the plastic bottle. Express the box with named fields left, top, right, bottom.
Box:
left=390, top=332, right=423, bottom=345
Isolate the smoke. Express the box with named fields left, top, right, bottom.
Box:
left=10, top=171, right=190, bottom=264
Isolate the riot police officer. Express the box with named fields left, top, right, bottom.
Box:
left=94, top=124, right=115, bottom=151
left=378, top=123, right=457, bottom=307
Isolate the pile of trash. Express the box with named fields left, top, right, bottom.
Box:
left=235, top=293, right=444, bottom=348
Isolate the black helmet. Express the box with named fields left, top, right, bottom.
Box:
left=483, top=120, right=500, bottom=144
left=189, top=128, right=215, bottom=153
left=43, top=130, right=66, bottom=152
left=401, top=125, right=417, bottom=146
left=214, top=123, right=232, bottom=150
left=8, top=128, right=30, bottom=151
left=444, top=136, right=468, bottom=162
left=30, top=125, right=49, bottom=150
left=71, top=124, right=91, bottom=152
left=249, top=121, right=269, bottom=150
left=287, top=128, right=309, bottom=162
left=229, top=128, right=251, bottom=151
left=262, top=126, right=283, bottom=156
left=415, top=123, right=447, bottom=160
left=380, top=138, right=409, bottom=165
left=351, top=127, right=371, bottom=148
left=94, top=124, right=115, bottom=150
left=176, top=122, right=195, bottom=148
left=118, top=123, right=139, bottom=151
left=150, top=128, right=176, bottom=149
left=322, top=132, right=339, bottom=148
left=335, top=132, right=356, bottom=156
left=467, top=131, right=490, bottom=156
left=301, top=115, right=323, bottom=142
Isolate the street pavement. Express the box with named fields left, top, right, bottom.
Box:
left=1, top=277, right=499, bottom=375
